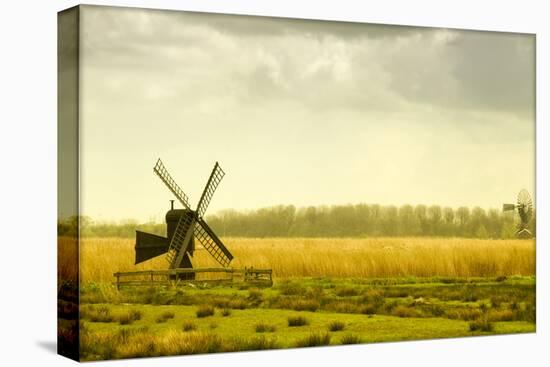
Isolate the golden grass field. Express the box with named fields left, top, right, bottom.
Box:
left=58, top=237, right=535, bottom=283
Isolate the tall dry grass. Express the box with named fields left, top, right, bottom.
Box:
left=57, top=237, right=536, bottom=283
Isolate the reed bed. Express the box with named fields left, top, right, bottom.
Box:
left=57, top=236, right=535, bottom=284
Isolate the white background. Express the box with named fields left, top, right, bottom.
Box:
left=0, top=0, right=547, bottom=366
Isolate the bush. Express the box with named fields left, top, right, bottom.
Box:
left=255, top=322, right=276, bottom=333
left=288, top=316, right=308, bottom=327
left=328, top=321, right=345, bottom=332
left=196, top=305, right=215, bottom=318
left=182, top=321, right=197, bottom=332
left=341, top=334, right=362, bottom=345
left=221, top=308, right=232, bottom=317
left=295, top=332, right=331, bottom=347
left=469, top=319, right=494, bottom=332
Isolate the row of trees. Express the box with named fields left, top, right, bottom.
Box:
left=58, top=204, right=535, bottom=239
left=206, top=204, right=534, bottom=239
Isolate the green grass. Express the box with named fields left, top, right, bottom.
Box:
left=80, top=276, right=536, bottom=361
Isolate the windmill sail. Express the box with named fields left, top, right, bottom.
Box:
left=154, top=159, right=192, bottom=210
left=195, top=219, right=233, bottom=267
left=196, top=162, right=225, bottom=218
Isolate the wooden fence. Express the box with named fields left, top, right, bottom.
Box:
left=113, top=267, right=272, bottom=289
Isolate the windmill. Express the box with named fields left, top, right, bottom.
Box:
left=134, top=159, right=233, bottom=279
left=503, top=189, right=534, bottom=238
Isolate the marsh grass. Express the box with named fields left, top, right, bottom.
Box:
left=196, top=305, right=215, bottom=318
left=182, top=321, right=197, bottom=332
left=255, top=322, right=276, bottom=333
left=295, top=332, right=331, bottom=347
left=288, top=316, right=309, bottom=327
left=75, top=237, right=535, bottom=283
left=340, top=334, right=362, bottom=344
left=328, top=321, right=346, bottom=331
left=155, top=311, right=175, bottom=323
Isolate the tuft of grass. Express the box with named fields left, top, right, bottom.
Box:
left=469, top=318, right=494, bottom=332
left=182, top=321, right=197, bottom=332
left=336, top=287, right=360, bottom=297
left=117, top=309, right=142, bottom=325
left=292, top=299, right=320, bottom=312
left=288, top=315, right=309, bottom=327
left=232, top=335, right=280, bottom=351
left=391, top=305, right=420, bottom=318
left=295, top=332, right=331, bottom=348
left=255, top=322, right=276, bottom=333
left=248, top=288, right=263, bottom=301
left=328, top=321, right=346, bottom=332
left=196, top=305, right=215, bottom=318
left=487, top=309, right=514, bottom=322
left=228, top=299, right=248, bottom=310
left=341, top=334, right=362, bottom=345
left=221, top=308, right=232, bottom=317
left=155, top=311, right=175, bottom=323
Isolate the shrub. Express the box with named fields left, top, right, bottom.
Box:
left=182, top=321, right=197, bottom=332
left=341, top=334, right=362, bottom=345
left=328, top=321, right=345, bottom=332
left=295, top=332, right=331, bottom=347
left=255, top=322, right=276, bottom=333
left=196, top=305, right=215, bottom=318
left=221, top=308, right=232, bottom=317
left=288, top=316, right=308, bottom=327
left=469, top=319, right=494, bottom=332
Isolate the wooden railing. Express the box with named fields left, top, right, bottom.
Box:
left=113, top=267, right=272, bottom=289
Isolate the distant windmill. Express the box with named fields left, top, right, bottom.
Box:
left=134, top=159, right=233, bottom=279
left=503, top=189, right=534, bottom=238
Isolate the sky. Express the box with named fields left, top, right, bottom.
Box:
left=76, top=5, right=535, bottom=223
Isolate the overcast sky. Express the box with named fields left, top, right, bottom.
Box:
left=78, top=5, right=535, bottom=222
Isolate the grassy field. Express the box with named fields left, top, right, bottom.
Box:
left=63, top=237, right=536, bottom=283
left=56, top=236, right=536, bottom=360
left=75, top=276, right=535, bottom=361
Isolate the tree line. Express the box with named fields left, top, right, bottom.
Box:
left=58, top=203, right=535, bottom=239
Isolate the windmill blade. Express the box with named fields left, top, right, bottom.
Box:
left=196, top=162, right=225, bottom=218
left=194, top=219, right=233, bottom=267
left=154, top=159, right=191, bottom=210
left=166, top=213, right=195, bottom=269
